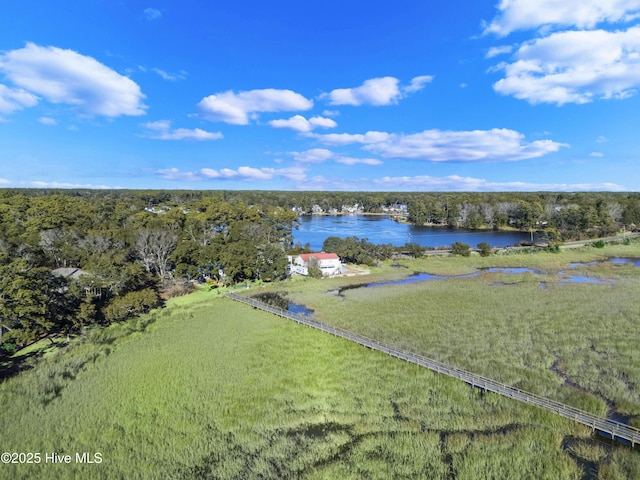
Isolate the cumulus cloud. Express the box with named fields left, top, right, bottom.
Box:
left=144, top=8, right=162, bottom=21
left=334, top=156, right=382, bottom=166
left=292, top=148, right=334, bottom=163
left=0, top=83, right=38, bottom=114
left=484, top=0, right=640, bottom=36
left=156, top=165, right=307, bottom=182
left=373, top=174, right=627, bottom=192
left=311, top=131, right=391, bottom=146
left=291, top=148, right=382, bottom=165
left=364, top=128, right=567, bottom=161
left=268, top=114, right=337, bottom=132
left=493, top=27, right=640, bottom=105
left=197, top=88, right=313, bottom=124
left=486, top=45, right=514, bottom=58
left=142, top=120, right=223, bottom=140
left=323, top=75, right=432, bottom=106
left=314, top=128, right=565, bottom=162
left=0, top=43, right=146, bottom=117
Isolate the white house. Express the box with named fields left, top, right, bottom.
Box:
left=288, top=252, right=343, bottom=277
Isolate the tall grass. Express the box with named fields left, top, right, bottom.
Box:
left=0, top=289, right=621, bottom=479
left=271, top=242, right=640, bottom=423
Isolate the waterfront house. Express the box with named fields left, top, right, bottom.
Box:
left=288, top=252, right=343, bottom=277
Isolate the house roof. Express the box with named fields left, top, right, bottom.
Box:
left=298, top=252, right=339, bottom=262
left=52, top=267, right=87, bottom=280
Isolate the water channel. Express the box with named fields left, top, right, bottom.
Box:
left=293, top=215, right=536, bottom=251
left=330, top=258, right=638, bottom=294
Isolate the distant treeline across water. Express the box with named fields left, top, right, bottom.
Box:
left=294, top=215, right=535, bottom=250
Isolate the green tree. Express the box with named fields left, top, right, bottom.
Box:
left=103, top=288, right=160, bottom=323
left=451, top=242, right=471, bottom=257
left=477, top=242, right=492, bottom=257
left=0, top=259, right=76, bottom=343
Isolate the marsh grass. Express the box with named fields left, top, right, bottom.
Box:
left=259, top=241, right=640, bottom=420
left=0, top=289, right=621, bottom=479
left=1, top=242, right=640, bottom=478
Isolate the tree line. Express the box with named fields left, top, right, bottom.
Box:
left=0, top=191, right=296, bottom=350
left=1, top=188, right=638, bottom=350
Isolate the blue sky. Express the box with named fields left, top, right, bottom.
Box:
left=1, top=0, right=639, bottom=191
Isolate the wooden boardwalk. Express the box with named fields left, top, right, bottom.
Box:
left=227, top=292, right=640, bottom=447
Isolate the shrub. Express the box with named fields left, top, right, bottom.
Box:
left=405, top=242, right=425, bottom=258
left=451, top=242, right=471, bottom=257
left=477, top=242, right=492, bottom=257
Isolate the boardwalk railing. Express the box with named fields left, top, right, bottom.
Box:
left=226, top=292, right=640, bottom=447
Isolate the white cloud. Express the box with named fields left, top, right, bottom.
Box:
left=596, top=135, right=608, bottom=143
left=142, top=120, right=223, bottom=140
left=325, top=77, right=401, bottom=106
left=373, top=175, right=627, bottom=192
left=322, top=109, right=340, bottom=117
left=311, top=131, right=391, bottom=146
left=335, top=156, right=382, bottom=166
left=493, top=27, right=640, bottom=105
left=292, top=148, right=334, bottom=163
left=0, top=83, right=38, bottom=114
left=156, top=165, right=306, bottom=182
left=589, top=152, right=604, bottom=157
left=0, top=43, right=146, bottom=117
left=291, top=148, right=382, bottom=165
left=202, top=166, right=273, bottom=181
left=486, top=45, right=514, bottom=58
left=152, top=68, right=187, bottom=81
left=402, top=75, right=434, bottom=94
left=0, top=178, right=10, bottom=185
left=38, top=116, right=57, bottom=125
left=315, top=128, right=565, bottom=162
left=365, top=128, right=567, bottom=161
left=485, top=0, right=640, bottom=36
left=197, top=88, right=313, bottom=124
left=323, top=75, right=432, bottom=106
left=268, top=114, right=337, bottom=132
left=144, top=8, right=162, bottom=21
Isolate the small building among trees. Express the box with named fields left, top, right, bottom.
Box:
left=288, top=252, right=343, bottom=277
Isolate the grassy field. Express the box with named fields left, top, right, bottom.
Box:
left=2, top=282, right=637, bottom=478
left=263, top=242, right=640, bottom=424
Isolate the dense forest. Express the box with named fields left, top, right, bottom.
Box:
left=0, top=188, right=639, bottom=350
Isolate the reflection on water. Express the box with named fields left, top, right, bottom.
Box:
left=346, top=261, right=627, bottom=290
left=288, top=302, right=314, bottom=315
left=294, top=215, right=536, bottom=250
left=569, top=258, right=640, bottom=268
left=609, top=257, right=640, bottom=267
left=485, top=267, right=542, bottom=274
left=568, top=261, right=599, bottom=268
left=560, top=276, right=607, bottom=285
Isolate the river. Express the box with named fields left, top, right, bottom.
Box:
left=293, top=215, right=536, bottom=251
